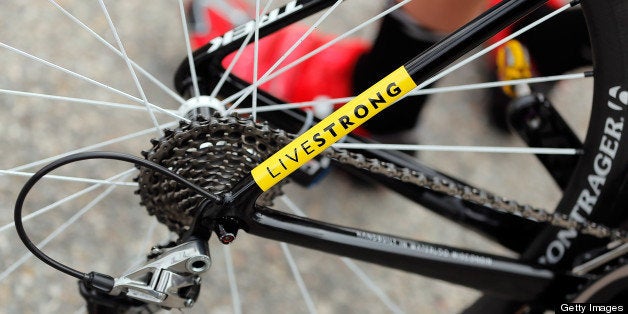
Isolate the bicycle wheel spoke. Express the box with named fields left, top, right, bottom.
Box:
left=0, top=173, right=129, bottom=283
left=6, top=121, right=178, bottom=172
left=1, top=42, right=137, bottom=106
left=98, top=0, right=162, bottom=136
left=331, top=143, right=581, bottom=155
left=178, top=0, right=201, bottom=99
left=251, top=0, right=262, bottom=120
left=210, top=0, right=275, bottom=100
left=279, top=242, right=318, bottom=314
left=235, top=97, right=350, bottom=114
left=234, top=72, right=590, bottom=114
left=0, top=41, right=184, bottom=122
left=0, top=168, right=136, bottom=234
left=221, top=0, right=412, bottom=110
left=0, top=170, right=137, bottom=187
left=339, top=257, right=404, bottom=314
left=228, top=0, right=344, bottom=115
left=264, top=0, right=343, bottom=87
left=46, top=0, right=186, bottom=106
left=411, top=3, right=572, bottom=93
left=127, top=219, right=161, bottom=269
left=223, top=245, right=243, bottom=314
left=279, top=196, right=403, bottom=314
left=0, top=89, right=156, bottom=112
left=407, top=72, right=591, bottom=96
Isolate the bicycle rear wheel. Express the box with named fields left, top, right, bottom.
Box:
left=1, top=0, right=627, bottom=313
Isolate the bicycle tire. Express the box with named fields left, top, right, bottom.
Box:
left=521, top=0, right=628, bottom=269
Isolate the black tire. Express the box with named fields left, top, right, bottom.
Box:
left=467, top=1, right=628, bottom=311
left=522, top=0, right=628, bottom=269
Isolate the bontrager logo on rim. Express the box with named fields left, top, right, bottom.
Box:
left=609, top=86, right=628, bottom=108
left=539, top=86, right=626, bottom=265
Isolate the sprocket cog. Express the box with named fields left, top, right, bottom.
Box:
left=136, top=114, right=292, bottom=234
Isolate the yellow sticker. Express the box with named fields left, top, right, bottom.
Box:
left=251, top=66, right=417, bottom=191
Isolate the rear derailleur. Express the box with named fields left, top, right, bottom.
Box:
left=79, top=237, right=211, bottom=313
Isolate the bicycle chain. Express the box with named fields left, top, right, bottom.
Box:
left=138, top=114, right=627, bottom=243
left=323, top=148, right=627, bottom=243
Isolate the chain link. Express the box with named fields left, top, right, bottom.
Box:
left=323, top=148, right=627, bottom=243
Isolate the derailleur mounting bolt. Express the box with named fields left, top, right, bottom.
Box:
left=216, top=222, right=238, bottom=244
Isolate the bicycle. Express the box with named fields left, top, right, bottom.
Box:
left=2, top=0, right=627, bottom=313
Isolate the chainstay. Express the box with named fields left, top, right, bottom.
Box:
left=320, top=147, right=628, bottom=244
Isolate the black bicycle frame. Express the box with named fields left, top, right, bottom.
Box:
left=175, top=0, right=594, bottom=305
left=176, top=0, right=551, bottom=255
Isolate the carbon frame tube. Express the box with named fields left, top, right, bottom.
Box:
left=239, top=205, right=584, bottom=302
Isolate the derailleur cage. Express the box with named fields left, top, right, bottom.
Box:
left=110, top=238, right=211, bottom=309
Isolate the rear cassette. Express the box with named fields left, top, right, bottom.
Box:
left=136, top=114, right=292, bottom=234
